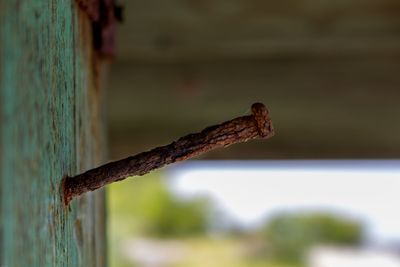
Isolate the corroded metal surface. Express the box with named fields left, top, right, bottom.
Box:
left=63, top=102, right=274, bottom=204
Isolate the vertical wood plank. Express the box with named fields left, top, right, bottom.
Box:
left=0, top=0, right=106, bottom=266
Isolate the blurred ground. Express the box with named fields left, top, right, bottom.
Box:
left=121, top=237, right=300, bottom=267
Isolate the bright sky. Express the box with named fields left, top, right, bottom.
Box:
left=167, top=160, right=400, bottom=245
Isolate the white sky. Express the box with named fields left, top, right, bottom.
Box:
left=167, top=160, right=400, bottom=245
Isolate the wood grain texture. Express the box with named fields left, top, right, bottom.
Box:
left=1, top=1, right=106, bottom=266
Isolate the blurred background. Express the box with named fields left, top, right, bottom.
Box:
left=106, top=1, right=400, bottom=266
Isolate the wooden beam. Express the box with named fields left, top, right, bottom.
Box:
left=1, top=1, right=107, bottom=266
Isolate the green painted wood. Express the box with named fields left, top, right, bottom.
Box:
left=1, top=1, right=107, bottom=266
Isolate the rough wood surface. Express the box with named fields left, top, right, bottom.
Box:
left=63, top=103, right=274, bottom=204
left=1, top=1, right=106, bottom=266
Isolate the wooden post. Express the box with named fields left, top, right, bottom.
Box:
left=1, top=1, right=107, bottom=266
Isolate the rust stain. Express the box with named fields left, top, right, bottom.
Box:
left=74, top=219, right=84, bottom=249
left=76, top=0, right=123, bottom=57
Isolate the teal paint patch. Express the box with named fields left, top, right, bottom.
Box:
left=1, top=0, right=106, bottom=266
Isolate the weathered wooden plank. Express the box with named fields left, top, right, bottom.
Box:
left=117, top=0, right=400, bottom=61
left=107, top=56, right=400, bottom=159
left=1, top=0, right=106, bottom=266
left=104, top=0, right=400, bottom=159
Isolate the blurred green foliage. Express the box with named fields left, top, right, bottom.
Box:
left=109, top=172, right=363, bottom=267
left=262, top=212, right=363, bottom=264
left=109, top=171, right=210, bottom=267
left=109, top=171, right=209, bottom=238
left=137, top=178, right=210, bottom=238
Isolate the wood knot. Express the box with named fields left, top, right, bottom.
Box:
left=251, top=102, right=274, bottom=138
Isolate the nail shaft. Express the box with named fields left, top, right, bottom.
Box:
left=62, top=102, right=274, bottom=205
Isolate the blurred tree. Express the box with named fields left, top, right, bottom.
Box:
left=138, top=177, right=210, bottom=238
left=262, top=212, right=363, bottom=264
left=110, top=172, right=210, bottom=238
